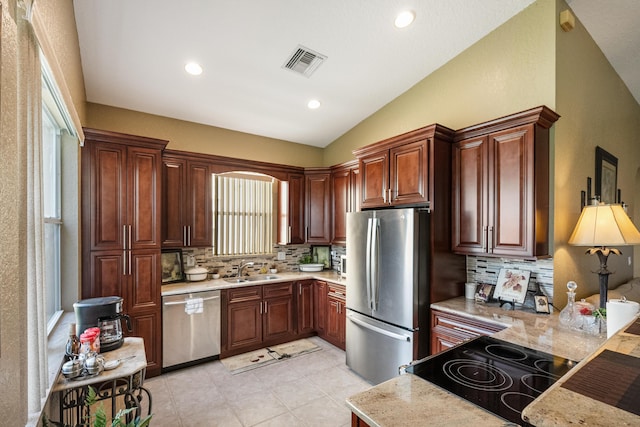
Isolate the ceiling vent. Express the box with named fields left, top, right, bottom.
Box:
left=283, top=45, right=327, bottom=77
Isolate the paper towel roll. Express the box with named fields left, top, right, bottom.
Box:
left=606, top=299, right=640, bottom=338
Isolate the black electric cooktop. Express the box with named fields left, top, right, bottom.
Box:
left=407, top=336, right=577, bottom=426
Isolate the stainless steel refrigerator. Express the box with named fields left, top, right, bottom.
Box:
left=345, top=208, right=431, bottom=385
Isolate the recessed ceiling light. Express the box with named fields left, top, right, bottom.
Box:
left=185, top=62, right=203, bottom=76
left=394, top=10, right=415, bottom=29
left=307, top=99, right=321, bottom=109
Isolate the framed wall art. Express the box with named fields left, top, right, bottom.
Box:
left=535, top=295, right=550, bottom=314
left=493, top=269, right=530, bottom=304
left=595, top=146, right=618, bottom=204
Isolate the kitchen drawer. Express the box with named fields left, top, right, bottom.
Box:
left=227, top=286, right=261, bottom=303
left=263, top=282, right=293, bottom=298
left=327, top=283, right=346, bottom=300
left=432, top=310, right=505, bottom=337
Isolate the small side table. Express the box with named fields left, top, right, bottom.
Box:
left=52, top=337, right=151, bottom=426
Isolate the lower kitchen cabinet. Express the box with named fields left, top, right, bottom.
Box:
left=296, top=280, right=315, bottom=336
left=430, top=309, right=505, bottom=355
left=325, top=283, right=346, bottom=350
left=222, top=282, right=295, bottom=358
left=314, top=280, right=327, bottom=335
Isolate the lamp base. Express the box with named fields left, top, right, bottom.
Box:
left=593, top=248, right=617, bottom=309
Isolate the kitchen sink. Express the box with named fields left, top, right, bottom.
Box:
left=223, top=275, right=282, bottom=284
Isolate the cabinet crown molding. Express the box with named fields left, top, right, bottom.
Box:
left=453, top=106, right=560, bottom=142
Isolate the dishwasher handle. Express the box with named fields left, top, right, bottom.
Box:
left=163, top=295, right=220, bottom=306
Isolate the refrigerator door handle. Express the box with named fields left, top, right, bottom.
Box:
left=366, top=218, right=373, bottom=310
left=347, top=313, right=412, bottom=342
left=370, top=217, right=380, bottom=312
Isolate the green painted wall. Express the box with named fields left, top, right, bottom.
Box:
left=553, top=1, right=640, bottom=306
left=84, top=103, right=324, bottom=168
left=323, top=0, right=557, bottom=166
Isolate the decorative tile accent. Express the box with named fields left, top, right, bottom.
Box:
left=180, top=244, right=331, bottom=277
left=466, top=255, right=554, bottom=307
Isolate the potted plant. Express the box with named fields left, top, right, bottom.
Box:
left=299, top=254, right=324, bottom=272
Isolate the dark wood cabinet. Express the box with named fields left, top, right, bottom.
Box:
left=296, top=280, right=315, bottom=336
left=81, top=129, right=167, bottom=377
left=324, top=283, right=346, bottom=350
left=431, top=309, right=505, bottom=355
left=222, top=282, right=295, bottom=358
left=314, top=280, right=327, bottom=336
left=162, top=154, right=212, bottom=247
left=305, top=169, right=331, bottom=244
left=452, top=106, right=559, bottom=258
left=354, top=125, right=454, bottom=210
left=278, top=173, right=305, bottom=244
left=331, top=161, right=359, bottom=244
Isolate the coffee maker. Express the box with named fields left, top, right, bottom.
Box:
left=73, top=296, right=132, bottom=352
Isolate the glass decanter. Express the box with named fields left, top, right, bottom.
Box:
left=559, top=281, right=582, bottom=329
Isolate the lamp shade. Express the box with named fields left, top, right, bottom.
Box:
left=568, top=204, right=640, bottom=247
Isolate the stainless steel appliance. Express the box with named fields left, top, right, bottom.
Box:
left=346, top=208, right=431, bottom=384
left=162, top=289, right=221, bottom=368
left=73, top=296, right=131, bottom=352
left=406, top=336, right=576, bottom=426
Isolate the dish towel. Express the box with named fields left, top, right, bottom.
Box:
left=185, top=297, right=204, bottom=315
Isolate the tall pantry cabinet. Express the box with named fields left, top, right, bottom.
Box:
left=81, top=128, right=167, bottom=377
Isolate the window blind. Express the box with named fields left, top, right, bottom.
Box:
left=213, top=174, right=275, bottom=255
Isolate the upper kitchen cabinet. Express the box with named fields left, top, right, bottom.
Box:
left=305, top=169, right=331, bottom=244
left=81, top=128, right=167, bottom=377
left=353, top=125, right=455, bottom=210
left=278, top=173, right=305, bottom=244
left=452, top=106, right=560, bottom=258
left=331, top=161, right=359, bottom=245
left=82, top=132, right=165, bottom=252
left=162, top=151, right=212, bottom=248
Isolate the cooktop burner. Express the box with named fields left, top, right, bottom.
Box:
left=407, top=335, right=576, bottom=426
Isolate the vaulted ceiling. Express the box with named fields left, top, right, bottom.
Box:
left=73, top=1, right=640, bottom=148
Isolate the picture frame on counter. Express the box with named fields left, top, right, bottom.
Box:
left=535, top=295, right=551, bottom=314
left=475, top=284, right=494, bottom=302
left=493, top=268, right=531, bottom=304
left=311, top=245, right=331, bottom=268
left=161, top=249, right=184, bottom=283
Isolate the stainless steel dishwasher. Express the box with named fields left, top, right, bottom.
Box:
left=162, top=289, right=220, bottom=368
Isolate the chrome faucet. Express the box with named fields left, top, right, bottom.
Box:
left=237, top=260, right=255, bottom=278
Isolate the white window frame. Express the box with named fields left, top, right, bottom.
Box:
left=42, top=81, right=64, bottom=334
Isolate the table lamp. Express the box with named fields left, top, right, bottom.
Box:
left=568, top=203, right=640, bottom=308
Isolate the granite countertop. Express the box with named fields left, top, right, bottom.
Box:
left=161, top=270, right=345, bottom=296
left=522, top=320, right=640, bottom=426
left=346, top=296, right=617, bottom=427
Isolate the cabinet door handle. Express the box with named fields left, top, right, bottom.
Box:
left=482, top=226, right=488, bottom=251
left=299, top=283, right=302, bottom=295
left=122, top=250, right=127, bottom=275
left=183, top=226, right=187, bottom=246
left=128, top=250, right=132, bottom=276
left=288, top=226, right=291, bottom=244
left=264, top=301, right=267, bottom=314
left=387, top=188, right=392, bottom=204
left=488, top=226, right=494, bottom=253
left=188, top=225, right=191, bottom=246
left=382, top=187, right=386, bottom=203
left=123, top=225, right=128, bottom=250
left=305, top=226, right=308, bottom=242
left=128, top=225, right=132, bottom=251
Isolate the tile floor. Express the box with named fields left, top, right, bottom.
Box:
left=143, top=337, right=372, bottom=426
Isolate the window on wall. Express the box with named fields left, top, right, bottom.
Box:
left=42, top=101, right=63, bottom=331
left=213, top=173, right=276, bottom=255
